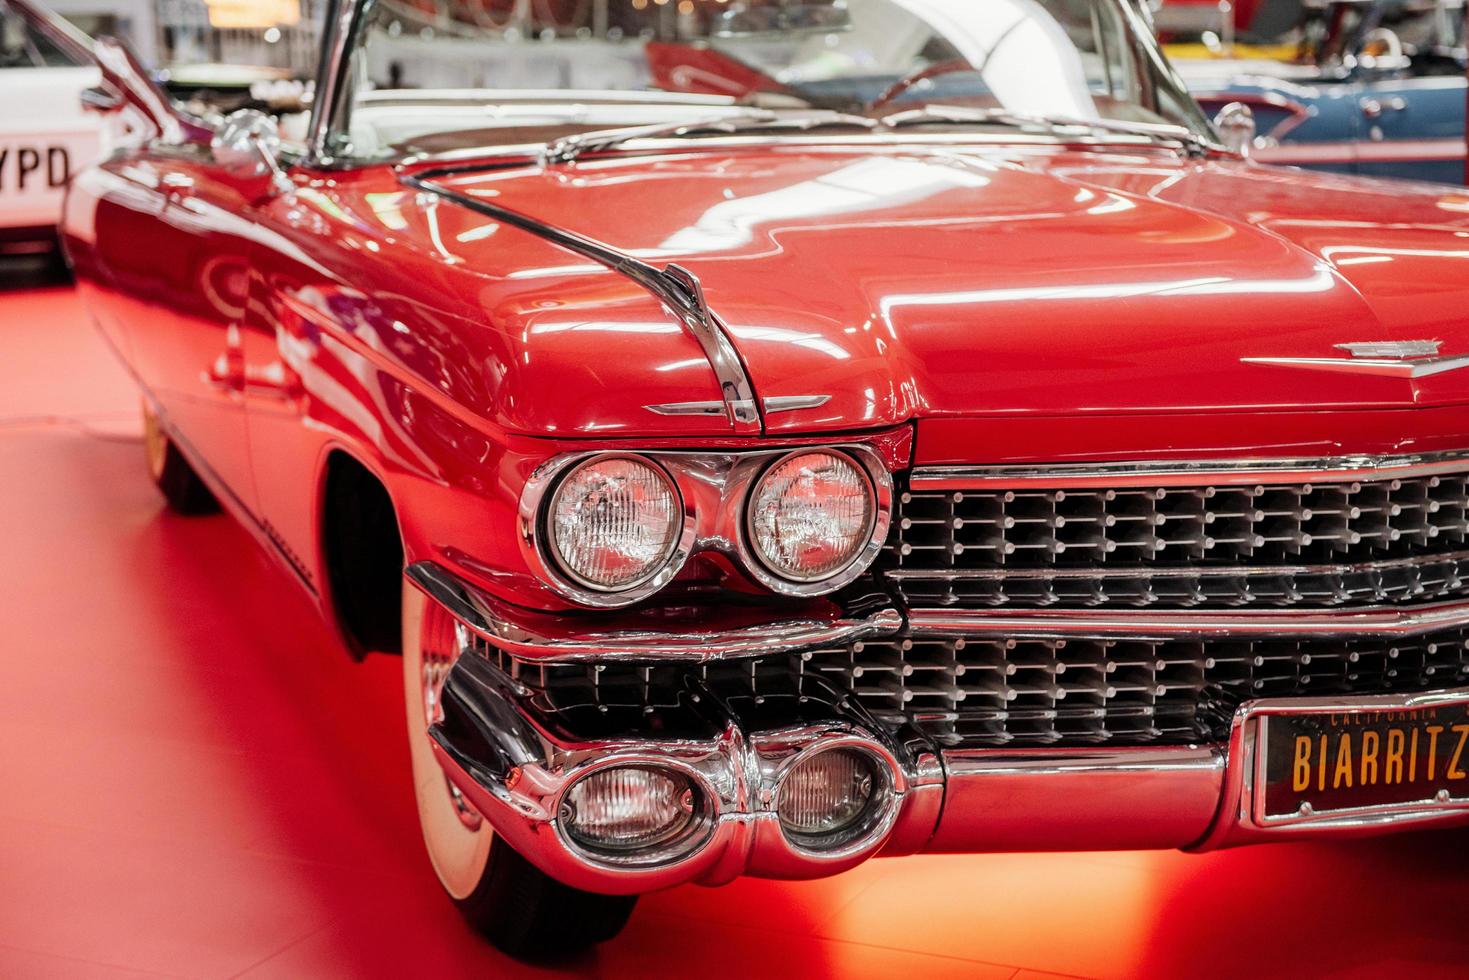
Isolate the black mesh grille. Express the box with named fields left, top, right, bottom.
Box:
left=884, top=473, right=1469, bottom=608
left=491, top=628, right=1469, bottom=749
left=807, top=631, right=1469, bottom=746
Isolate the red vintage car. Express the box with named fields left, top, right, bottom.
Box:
left=63, top=0, right=1469, bottom=961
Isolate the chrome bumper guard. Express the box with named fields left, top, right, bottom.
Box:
left=412, top=565, right=1469, bottom=893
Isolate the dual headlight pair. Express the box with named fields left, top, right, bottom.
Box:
left=526, top=447, right=891, bottom=607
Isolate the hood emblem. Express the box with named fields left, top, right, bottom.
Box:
left=1336, top=340, right=1442, bottom=359
left=1243, top=340, right=1469, bottom=379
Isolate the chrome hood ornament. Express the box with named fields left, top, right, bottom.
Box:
left=1243, top=340, right=1469, bottom=379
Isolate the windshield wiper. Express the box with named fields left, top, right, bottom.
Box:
left=881, top=105, right=1217, bottom=158
left=543, top=110, right=879, bottom=164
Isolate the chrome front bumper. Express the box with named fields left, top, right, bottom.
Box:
left=413, top=566, right=1469, bottom=894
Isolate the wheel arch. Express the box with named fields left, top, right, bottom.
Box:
left=317, top=445, right=407, bottom=659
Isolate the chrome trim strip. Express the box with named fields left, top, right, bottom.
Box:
left=885, top=547, right=1469, bottom=582
left=406, top=560, right=903, bottom=662
left=763, top=395, right=833, bottom=414
left=645, top=400, right=733, bottom=418
left=909, top=449, right=1469, bottom=489
left=1196, top=687, right=1469, bottom=849
left=646, top=395, right=831, bottom=417
left=401, top=173, right=761, bottom=433
left=908, top=598, right=1469, bottom=639
left=1241, top=354, right=1469, bottom=379
left=398, top=130, right=1186, bottom=170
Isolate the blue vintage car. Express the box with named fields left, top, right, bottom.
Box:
left=1175, top=0, right=1467, bottom=184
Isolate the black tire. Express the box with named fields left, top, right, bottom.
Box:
left=456, top=838, right=638, bottom=961
left=403, top=587, right=637, bottom=961
left=143, top=402, right=219, bottom=515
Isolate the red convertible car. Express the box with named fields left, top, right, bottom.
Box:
left=62, top=0, right=1469, bottom=960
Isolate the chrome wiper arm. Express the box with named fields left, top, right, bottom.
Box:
left=543, top=111, right=777, bottom=165
left=1011, top=112, right=1217, bottom=158
left=881, top=104, right=1217, bottom=157
left=543, top=110, right=879, bottom=165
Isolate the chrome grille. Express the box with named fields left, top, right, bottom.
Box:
left=811, top=630, right=1469, bottom=745
left=884, top=472, right=1469, bottom=608
left=500, top=628, right=1469, bottom=748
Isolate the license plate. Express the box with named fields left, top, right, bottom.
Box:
left=1260, top=700, right=1469, bottom=821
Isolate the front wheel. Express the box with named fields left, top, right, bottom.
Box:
left=142, top=400, right=218, bottom=515
left=402, top=585, right=637, bottom=959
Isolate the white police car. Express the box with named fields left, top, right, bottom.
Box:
left=0, top=0, right=100, bottom=255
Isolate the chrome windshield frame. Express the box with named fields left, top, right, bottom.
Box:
left=305, top=0, right=370, bottom=165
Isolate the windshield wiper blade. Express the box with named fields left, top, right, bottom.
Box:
left=881, top=105, right=1217, bottom=157
left=543, top=110, right=879, bottom=165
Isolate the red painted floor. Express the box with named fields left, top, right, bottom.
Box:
left=3, top=263, right=1469, bottom=979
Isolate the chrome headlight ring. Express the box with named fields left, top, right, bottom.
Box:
left=737, top=447, right=893, bottom=598
left=519, top=445, right=893, bottom=608
left=518, top=453, right=698, bottom=610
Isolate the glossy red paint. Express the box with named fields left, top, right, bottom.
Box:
left=61, top=127, right=1469, bottom=620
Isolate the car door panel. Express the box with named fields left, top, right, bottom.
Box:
left=85, top=152, right=259, bottom=513
left=1353, top=75, right=1467, bottom=184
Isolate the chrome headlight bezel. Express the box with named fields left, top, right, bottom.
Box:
left=520, top=453, right=697, bottom=609
left=519, top=444, right=894, bottom=608
left=740, top=449, right=887, bottom=593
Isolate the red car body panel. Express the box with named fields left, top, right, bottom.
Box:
left=61, top=138, right=1469, bottom=621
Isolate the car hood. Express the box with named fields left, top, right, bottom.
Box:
left=410, top=147, right=1469, bottom=435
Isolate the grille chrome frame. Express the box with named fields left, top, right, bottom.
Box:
left=909, top=450, right=1469, bottom=490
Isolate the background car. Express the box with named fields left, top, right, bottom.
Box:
left=1178, top=0, right=1467, bottom=184
left=0, top=0, right=100, bottom=256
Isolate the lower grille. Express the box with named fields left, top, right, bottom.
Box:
left=484, top=626, right=1469, bottom=749
left=807, top=630, right=1469, bottom=746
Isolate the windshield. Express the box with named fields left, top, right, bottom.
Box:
left=332, top=0, right=1211, bottom=160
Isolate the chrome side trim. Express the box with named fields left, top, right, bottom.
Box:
left=1196, top=687, right=1469, bottom=849
left=909, top=449, right=1469, bottom=490
left=763, top=395, right=833, bottom=414
left=405, top=560, right=903, bottom=662
left=645, top=400, right=733, bottom=418
left=401, top=173, right=761, bottom=433
left=1241, top=354, right=1469, bottom=379
left=908, top=598, right=1469, bottom=639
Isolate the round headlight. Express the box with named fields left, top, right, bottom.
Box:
left=777, top=748, right=883, bottom=847
left=547, top=456, right=682, bottom=593
left=748, top=451, right=876, bottom=584
left=560, top=766, right=701, bottom=855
